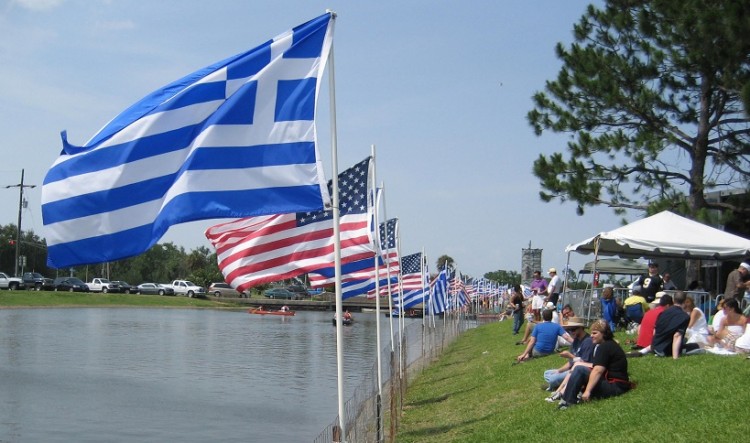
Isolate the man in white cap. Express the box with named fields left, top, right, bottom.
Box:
left=725, top=262, right=750, bottom=303
left=546, top=267, right=563, bottom=307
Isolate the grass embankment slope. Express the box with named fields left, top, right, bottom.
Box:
left=397, top=320, right=748, bottom=443
left=0, top=290, right=244, bottom=308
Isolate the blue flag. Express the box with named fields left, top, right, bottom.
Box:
left=41, top=13, right=335, bottom=268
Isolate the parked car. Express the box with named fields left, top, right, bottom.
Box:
left=88, top=277, right=120, bottom=293
left=22, top=272, right=55, bottom=291
left=112, top=281, right=135, bottom=294
left=208, top=282, right=242, bottom=297
left=286, top=285, right=310, bottom=297
left=263, top=288, right=298, bottom=300
left=0, top=272, right=24, bottom=290
left=136, top=283, right=175, bottom=296
left=53, top=277, right=89, bottom=292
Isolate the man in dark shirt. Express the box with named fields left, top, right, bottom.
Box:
left=651, top=291, right=699, bottom=359
left=636, top=262, right=664, bottom=303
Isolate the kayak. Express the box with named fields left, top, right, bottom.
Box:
left=332, top=317, right=353, bottom=326
left=248, top=308, right=295, bottom=316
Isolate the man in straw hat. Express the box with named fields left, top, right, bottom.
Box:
left=542, top=317, right=594, bottom=401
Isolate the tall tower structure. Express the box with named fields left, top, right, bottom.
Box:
left=521, top=242, right=543, bottom=284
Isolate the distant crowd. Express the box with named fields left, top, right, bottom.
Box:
left=506, top=262, right=750, bottom=410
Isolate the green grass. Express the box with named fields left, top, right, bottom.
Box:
left=397, top=320, right=748, bottom=443
left=0, top=290, right=245, bottom=308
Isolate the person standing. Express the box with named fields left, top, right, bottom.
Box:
left=546, top=267, right=563, bottom=307
left=724, top=262, right=750, bottom=303
left=530, top=271, right=548, bottom=321
left=510, top=285, right=525, bottom=335
left=636, top=262, right=664, bottom=303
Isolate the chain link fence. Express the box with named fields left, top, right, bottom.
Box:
left=313, top=314, right=476, bottom=443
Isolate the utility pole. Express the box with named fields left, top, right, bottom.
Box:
left=5, top=169, right=36, bottom=277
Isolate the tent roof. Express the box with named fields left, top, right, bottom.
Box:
left=578, top=259, right=648, bottom=275
left=566, top=211, right=750, bottom=260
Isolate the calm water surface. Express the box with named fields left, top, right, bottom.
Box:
left=0, top=308, right=407, bottom=442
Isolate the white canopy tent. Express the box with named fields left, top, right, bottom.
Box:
left=563, top=211, right=750, bottom=320
left=566, top=210, right=750, bottom=260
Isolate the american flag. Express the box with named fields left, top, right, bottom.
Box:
left=400, top=252, right=424, bottom=291
left=374, top=218, right=399, bottom=295
left=42, top=13, right=334, bottom=268
left=393, top=252, right=427, bottom=310
left=205, top=157, right=374, bottom=292
left=307, top=254, right=397, bottom=299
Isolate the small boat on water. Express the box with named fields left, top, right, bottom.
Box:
left=332, top=317, right=353, bottom=326
left=248, top=308, right=295, bottom=316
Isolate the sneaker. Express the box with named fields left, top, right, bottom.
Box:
left=625, top=351, right=644, bottom=358
left=557, top=400, right=568, bottom=410
left=515, top=341, right=525, bottom=346
left=545, top=392, right=561, bottom=403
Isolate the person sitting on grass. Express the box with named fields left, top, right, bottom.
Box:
left=706, top=298, right=747, bottom=352
left=623, top=288, right=649, bottom=326
left=557, top=320, right=632, bottom=410
left=684, top=296, right=709, bottom=346
left=516, top=308, right=573, bottom=362
left=651, top=291, right=700, bottom=359
left=630, top=292, right=672, bottom=355
left=542, top=317, right=594, bottom=395
left=517, top=303, right=560, bottom=346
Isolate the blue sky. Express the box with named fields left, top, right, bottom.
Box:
left=0, top=0, right=634, bottom=278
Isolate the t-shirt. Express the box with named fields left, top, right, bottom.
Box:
left=548, top=275, right=562, bottom=301
left=636, top=305, right=664, bottom=348
left=510, top=293, right=524, bottom=313
left=651, top=305, right=690, bottom=355
left=532, top=321, right=566, bottom=354
left=592, top=340, right=629, bottom=382
left=530, top=278, right=548, bottom=296
left=637, top=273, right=664, bottom=303
left=571, top=334, right=595, bottom=363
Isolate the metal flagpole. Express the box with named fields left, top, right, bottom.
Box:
left=385, top=209, right=396, bottom=351
left=371, top=146, right=384, bottom=443
left=325, top=14, right=347, bottom=441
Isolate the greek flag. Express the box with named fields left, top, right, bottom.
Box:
left=41, top=13, right=335, bottom=268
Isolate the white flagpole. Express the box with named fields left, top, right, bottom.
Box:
left=386, top=212, right=396, bottom=351
left=326, top=20, right=347, bottom=440
left=371, top=145, right=383, bottom=397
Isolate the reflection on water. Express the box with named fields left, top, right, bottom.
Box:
left=0, top=308, right=408, bottom=442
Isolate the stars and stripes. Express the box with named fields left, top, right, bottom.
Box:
left=205, top=157, right=374, bottom=292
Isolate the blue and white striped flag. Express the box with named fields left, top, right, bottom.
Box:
left=429, top=268, right=448, bottom=315
left=41, top=13, right=335, bottom=268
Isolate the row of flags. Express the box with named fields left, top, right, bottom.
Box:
left=37, top=10, right=481, bottom=314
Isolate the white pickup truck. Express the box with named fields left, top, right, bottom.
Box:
left=163, top=280, right=206, bottom=298
left=88, top=278, right=120, bottom=293
left=0, top=272, right=24, bottom=290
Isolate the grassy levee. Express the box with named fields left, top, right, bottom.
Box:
left=397, top=320, right=747, bottom=443
left=0, top=290, right=245, bottom=308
